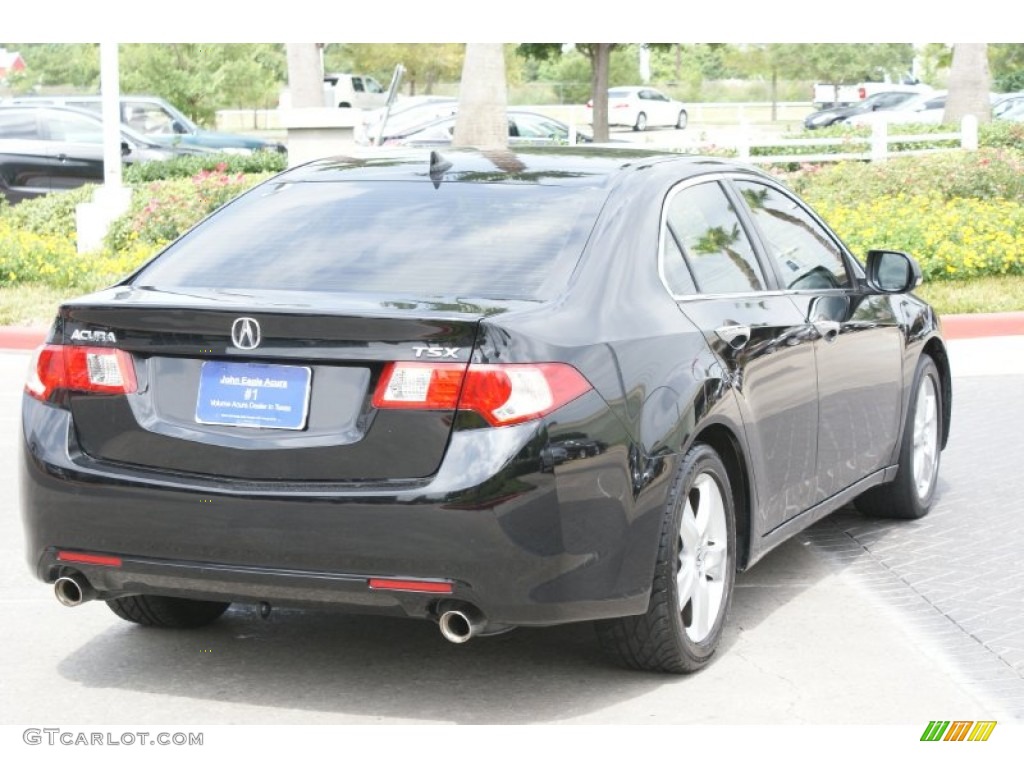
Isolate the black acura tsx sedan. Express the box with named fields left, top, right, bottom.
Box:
left=20, top=147, right=950, bottom=673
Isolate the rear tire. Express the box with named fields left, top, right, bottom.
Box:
left=107, top=595, right=230, bottom=629
left=856, top=355, right=943, bottom=519
left=596, top=443, right=736, bottom=673
left=633, top=112, right=648, bottom=132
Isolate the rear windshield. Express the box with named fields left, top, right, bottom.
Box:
left=133, top=180, right=604, bottom=301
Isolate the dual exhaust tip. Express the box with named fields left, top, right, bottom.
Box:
left=54, top=573, right=96, bottom=607
left=438, top=603, right=486, bottom=644
left=56, top=573, right=490, bottom=643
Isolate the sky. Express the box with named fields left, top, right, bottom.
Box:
left=3, top=1, right=1014, bottom=43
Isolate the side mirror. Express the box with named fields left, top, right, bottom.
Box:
left=172, top=120, right=188, bottom=134
left=120, top=140, right=132, bottom=157
left=866, top=250, right=922, bottom=293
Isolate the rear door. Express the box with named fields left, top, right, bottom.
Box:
left=39, top=109, right=104, bottom=191
left=661, top=176, right=821, bottom=530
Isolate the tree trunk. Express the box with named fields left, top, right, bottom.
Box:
left=286, top=44, right=324, bottom=108
left=771, top=68, right=778, bottom=122
left=945, top=44, right=991, bottom=125
left=453, top=43, right=508, bottom=149
left=589, top=44, right=613, bottom=143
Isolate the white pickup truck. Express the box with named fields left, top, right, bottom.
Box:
left=812, top=80, right=929, bottom=108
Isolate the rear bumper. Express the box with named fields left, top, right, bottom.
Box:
left=21, top=395, right=664, bottom=627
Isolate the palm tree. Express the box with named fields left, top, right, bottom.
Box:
left=452, top=44, right=508, bottom=149
left=944, top=44, right=992, bottom=126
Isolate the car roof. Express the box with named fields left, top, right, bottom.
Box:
left=278, top=147, right=756, bottom=187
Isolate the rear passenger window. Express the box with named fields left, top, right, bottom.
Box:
left=661, top=181, right=766, bottom=295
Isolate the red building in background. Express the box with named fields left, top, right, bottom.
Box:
left=0, top=48, right=27, bottom=80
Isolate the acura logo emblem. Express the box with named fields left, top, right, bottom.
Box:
left=231, top=317, right=261, bottom=350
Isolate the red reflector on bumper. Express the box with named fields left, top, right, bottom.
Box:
left=368, top=578, right=454, bottom=594
left=57, top=551, right=123, bottom=567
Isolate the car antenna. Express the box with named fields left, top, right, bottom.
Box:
left=429, top=150, right=452, bottom=189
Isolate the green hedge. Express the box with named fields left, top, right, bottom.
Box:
left=122, top=152, right=287, bottom=184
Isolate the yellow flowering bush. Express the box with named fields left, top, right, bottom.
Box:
left=811, top=194, right=1024, bottom=280
left=0, top=222, right=81, bottom=287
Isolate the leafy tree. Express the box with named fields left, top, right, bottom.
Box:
left=118, top=44, right=286, bottom=125
left=332, top=43, right=464, bottom=96
left=531, top=45, right=640, bottom=103
left=989, top=44, right=1024, bottom=91
left=519, top=44, right=624, bottom=141
left=1, top=43, right=100, bottom=89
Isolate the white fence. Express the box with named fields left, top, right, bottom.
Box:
left=736, top=116, right=979, bottom=165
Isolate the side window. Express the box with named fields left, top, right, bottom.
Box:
left=352, top=77, right=365, bottom=92
left=124, top=101, right=175, bottom=134
left=734, top=180, right=850, bottom=290
left=662, top=181, right=766, bottom=295
left=0, top=111, right=39, bottom=139
left=47, top=113, right=103, bottom=144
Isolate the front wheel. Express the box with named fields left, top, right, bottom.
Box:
left=596, top=443, right=736, bottom=673
left=856, top=355, right=943, bottom=519
left=633, top=112, right=648, bottom=132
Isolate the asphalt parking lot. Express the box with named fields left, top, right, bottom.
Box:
left=1, top=337, right=1022, bottom=725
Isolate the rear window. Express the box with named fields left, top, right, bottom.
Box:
left=133, top=180, right=605, bottom=301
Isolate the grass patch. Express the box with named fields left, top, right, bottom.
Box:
left=0, top=280, right=109, bottom=327
left=916, top=275, right=1024, bottom=315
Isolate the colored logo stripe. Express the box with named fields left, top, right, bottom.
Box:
left=920, top=720, right=996, bottom=742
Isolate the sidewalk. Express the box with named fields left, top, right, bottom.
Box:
left=2, top=311, right=1021, bottom=351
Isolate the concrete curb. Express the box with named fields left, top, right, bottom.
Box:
left=1, top=312, right=1022, bottom=352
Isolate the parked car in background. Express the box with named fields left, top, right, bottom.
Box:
left=21, top=147, right=950, bottom=674
left=322, top=73, right=389, bottom=110
left=586, top=87, right=688, bottom=131
left=845, top=92, right=951, bottom=127
left=4, top=95, right=285, bottom=155
left=0, top=105, right=207, bottom=204
left=811, top=79, right=928, bottom=108
left=993, top=92, right=1024, bottom=119
left=381, top=110, right=591, bottom=147
left=356, top=97, right=459, bottom=145
left=803, top=90, right=924, bottom=129
left=847, top=91, right=1000, bottom=128
left=997, top=100, right=1024, bottom=122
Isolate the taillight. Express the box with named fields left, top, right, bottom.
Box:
left=25, top=344, right=137, bottom=402
left=858, top=87, right=867, bottom=100
left=373, top=362, right=592, bottom=427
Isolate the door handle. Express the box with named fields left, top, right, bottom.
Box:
left=715, top=324, right=750, bottom=350
left=812, top=320, right=841, bottom=342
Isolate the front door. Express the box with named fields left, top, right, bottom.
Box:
left=660, top=177, right=822, bottom=531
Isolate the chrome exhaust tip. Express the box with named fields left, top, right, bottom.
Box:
left=54, top=574, right=95, bottom=607
left=438, top=604, right=486, bottom=644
